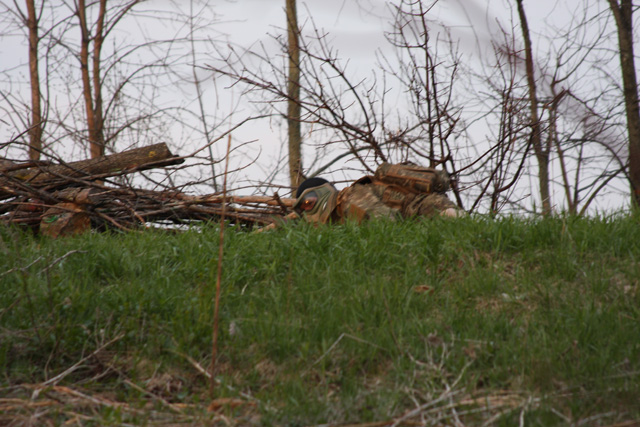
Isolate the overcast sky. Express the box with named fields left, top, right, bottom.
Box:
left=214, top=0, right=583, bottom=63
left=0, top=0, right=628, bottom=212
left=164, top=0, right=625, bottom=212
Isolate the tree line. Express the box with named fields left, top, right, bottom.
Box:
left=1, top=0, right=639, bottom=215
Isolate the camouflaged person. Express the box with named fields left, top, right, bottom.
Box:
left=293, top=162, right=462, bottom=224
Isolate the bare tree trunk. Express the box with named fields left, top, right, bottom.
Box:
left=516, top=0, right=551, bottom=215
left=92, top=0, right=107, bottom=157
left=26, top=0, right=42, bottom=161
left=607, top=0, right=640, bottom=208
left=286, top=0, right=303, bottom=190
left=77, top=0, right=106, bottom=159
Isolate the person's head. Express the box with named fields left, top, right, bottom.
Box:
left=293, top=177, right=338, bottom=224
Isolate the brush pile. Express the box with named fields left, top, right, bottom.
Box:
left=0, top=143, right=294, bottom=237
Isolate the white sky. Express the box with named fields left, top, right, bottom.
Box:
left=0, top=0, right=631, bottom=213
left=203, top=0, right=629, bottom=213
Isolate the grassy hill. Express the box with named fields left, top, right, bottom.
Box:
left=1, top=216, right=639, bottom=425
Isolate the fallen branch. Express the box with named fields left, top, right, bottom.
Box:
left=0, top=143, right=183, bottom=198
left=0, top=144, right=297, bottom=235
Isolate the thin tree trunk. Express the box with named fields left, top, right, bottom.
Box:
left=516, top=0, right=551, bottom=215
left=77, top=0, right=105, bottom=159
left=26, top=0, right=43, bottom=161
left=92, top=0, right=107, bottom=157
left=607, top=0, right=640, bottom=208
left=286, top=0, right=303, bottom=190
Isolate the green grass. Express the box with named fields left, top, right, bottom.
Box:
left=1, top=215, right=639, bottom=425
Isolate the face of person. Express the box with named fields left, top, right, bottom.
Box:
left=293, top=183, right=338, bottom=224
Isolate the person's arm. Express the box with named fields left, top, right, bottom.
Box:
left=254, top=211, right=299, bottom=233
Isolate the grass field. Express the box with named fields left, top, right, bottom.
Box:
left=1, top=215, right=639, bottom=426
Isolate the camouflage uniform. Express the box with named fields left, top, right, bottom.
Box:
left=294, top=163, right=461, bottom=224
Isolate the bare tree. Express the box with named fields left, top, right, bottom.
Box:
left=5, top=0, right=635, bottom=216
left=25, top=0, right=44, bottom=161
left=465, top=29, right=532, bottom=215
left=1, top=0, right=233, bottom=196
left=382, top=0, right=465, bottom=207
left=209, top=21, right=390, bottom=180
left=607, top=0, right=640, bottom=208
left=210, top=0, right=471, bottom=205
left=77, top=0, right=105, bottom=158
left=0, top=0, right=46, bottom=161
left=286, top=0, right=303, bottom=189
left=515, top=0, right=551, bottom=215
left=528, top=0, right=627, bottom=215
left=459, top=0, right=627, bottom=215
left=74, top=0, right=145, bottom=158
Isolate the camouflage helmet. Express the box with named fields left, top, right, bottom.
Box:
left=293, top=177, right=338, bottom=224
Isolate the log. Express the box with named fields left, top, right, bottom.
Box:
left=0, top=143, right=183, bottom=197
left=0, top=159, right=17, bottom=171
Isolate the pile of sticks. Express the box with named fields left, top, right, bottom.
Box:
left=0, top=143, right=295, bottom=237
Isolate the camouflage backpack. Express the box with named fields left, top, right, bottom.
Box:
left=335, top=162, right=455, bottom=222
left=373, top=162, right=450, bottom=194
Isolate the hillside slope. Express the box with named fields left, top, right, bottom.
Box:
left=1, top=216, right=639, bottom=425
